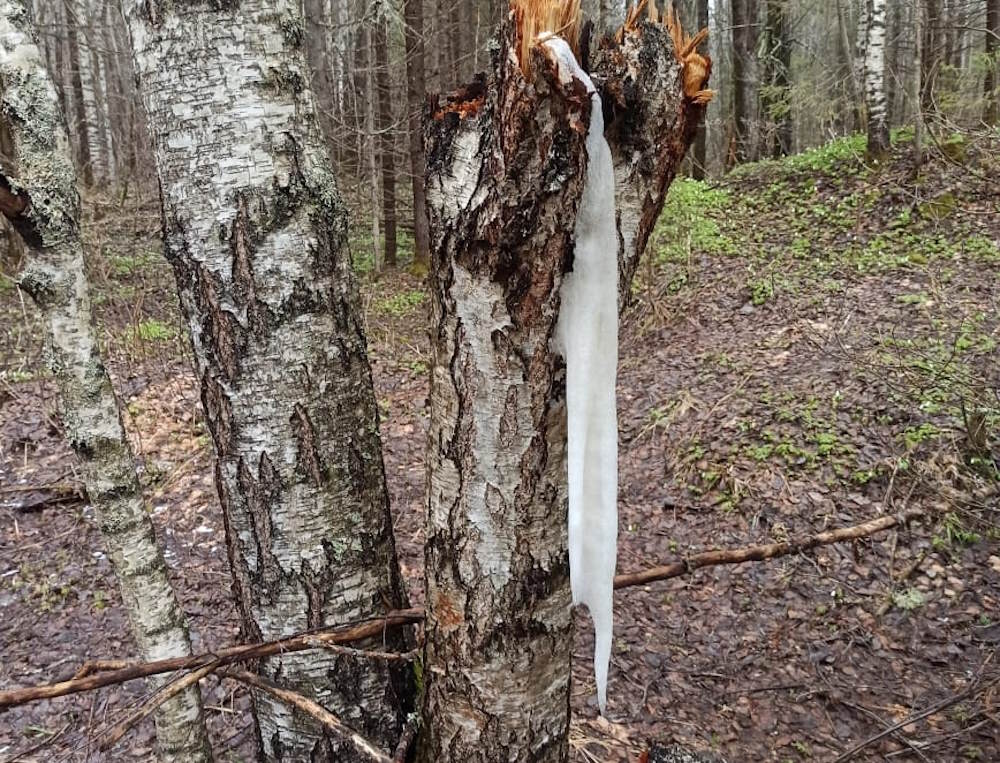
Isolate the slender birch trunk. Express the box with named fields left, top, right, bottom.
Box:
left=420, top=5, right=709, bottom=760
left=0, top=3, right=211, bottom=760
left=864, top=0, right=890, bottom=158
left=121, top=1, right=414, bottom=759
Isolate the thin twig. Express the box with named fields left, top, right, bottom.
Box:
left=220, top=668, right=392, bottom=763
left=0, top=608, right=424, bottom=708
left=302, top=638, right=418, bottom=662
left=832, top=675, right=999, bottom=763
left=613, top=508, right=925, bottom=589
left=98, top=661, right=220, bottom=751
left=392, top=717, right=419, bottom=762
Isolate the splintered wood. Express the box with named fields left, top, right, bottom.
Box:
left=622, top=0, right=714, bottom=104
left=513, top=0, right=582, bottom=76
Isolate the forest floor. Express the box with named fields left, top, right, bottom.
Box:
left=2, top=130, right=999, bottom=763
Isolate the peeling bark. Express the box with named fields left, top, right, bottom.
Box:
left=121, top=1, right=413, bottom=760
left=420, top=7, right=707, bottom=761
left=0, top=3, right=211, bottom=761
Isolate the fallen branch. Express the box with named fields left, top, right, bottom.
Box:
left=832, top=673, right=999, bottom=762
left=99, top=661, right=220, bottom=751
left=0, top=608, right=424, bottom=709
left=219, top=668, right=391, bottom=763
left=612, top=509, right=925, bottom=589
left=0, top=509, right=927, bottom=710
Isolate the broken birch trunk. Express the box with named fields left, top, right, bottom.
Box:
left=0, top=3, right=212, bottom=761
left=122, top=1, right=413, bottom=759
left=420, top=2, right=710, bottom=760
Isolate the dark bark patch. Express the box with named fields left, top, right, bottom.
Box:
left=237, top=453, right=283, bottom=598
left=290, top=403, right=325, bottom=487
left=200, top=370, right=234, bottom=457
left=230, top=193, right=268, bottom=334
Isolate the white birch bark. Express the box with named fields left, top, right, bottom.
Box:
left=121, top=2, right=413, bottom=759
left=0, top=3, right=212, bottom=760
left=864, top=0, right=890, bottom=157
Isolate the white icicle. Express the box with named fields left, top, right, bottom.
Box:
left=543, top=35, right=619, bottom=714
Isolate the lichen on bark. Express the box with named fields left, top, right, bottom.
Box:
left=0, top=2, right=212, bottom=760
left=122, top=1, right=414, bottom=759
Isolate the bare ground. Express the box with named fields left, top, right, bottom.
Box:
left=1, top=134, right=998, bottom=762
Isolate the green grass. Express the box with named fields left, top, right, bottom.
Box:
left=374, top=289, right=426, bottom=317
left=133, top=319, right=175, bottom=343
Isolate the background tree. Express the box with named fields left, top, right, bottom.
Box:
left=865, top=0, right=892, bottom=157
left=731, top=0, right=760, bottom=162
left=986, top=0, right=999, bottom=123
left=0, top=2, right=212, bottom=759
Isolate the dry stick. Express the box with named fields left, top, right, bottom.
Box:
left=0, top=509, right=928, bottom=709
left=612, top=509, right=925, bottom=589
left=0, top=608, right=424, bottom=709
left=832, top=675, right=1000, bottom=763
left=98, top=661, right=220, bottom=751
left=219, top=668, right=391, bottom=763
left=392, top=719, right=419, bottom=763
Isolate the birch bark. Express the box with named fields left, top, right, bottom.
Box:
left=0, top=3, right=211, bottom=760
left=122, top=1, right=414, bottom=759
left=864, top=0, right=890, bottom=158
left=420, top=8, right=708, bottom=761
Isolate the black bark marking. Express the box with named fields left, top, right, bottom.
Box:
left=290, top=403, right=325, bottom=487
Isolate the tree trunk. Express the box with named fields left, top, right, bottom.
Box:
left=911, top=0, right=924, bottom=165
left=419, top=6, right=708, bottom=760
left=121, top=2, right=415, bottom=759
left=836, top=0, right=865, bottom=130
left=0, top=3, right=212, bottom=760
left=404, top=0, right=431, bottom=267
left=692, top=0, right=710, bottom=178
left=865, top=0, right=891, bottom=159
left=374, top=10, right=397, bottom=268
left=922, top=0, right=940, bottom=115
left=762, top=0, right=791, bottom=157
left=731, top=0, right=759, bottom=162
left=986, top=0, right=999, bottom=124
left=63, top=0, right=93, bottom=185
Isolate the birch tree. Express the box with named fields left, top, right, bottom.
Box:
left=0, top=3, right=212, bottom=760
left=121, top=1, right=414, bottom=759
left=864, top=0, right=891, bottom=158
left=420, top=2, right=710, bottom=759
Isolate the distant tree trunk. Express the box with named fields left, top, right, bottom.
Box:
left=420, top=7, right=708, bottom=760
left=986, top=0, right=999, bottom=124
left=835, top=0, right=864, bottom=130
left=865, top=0, right=891, bottom=158
left=364, top=21, right=383, bottom=272
left=63, top=0, right=93, bottom=185
left=304, top=0, right=340, bottom=154
left=692, top=0, right=710, bottom=178
left=0, top=3, right=212, bottom=760
left=122, top=1, right=414, bottom=759
left=731, top=0, right=759, bottom=162
left=404, top=0, right=431, bottom=267
left=922, top=0, right=940, bottom=114
left=762, top=0, right=791, bottom=157
left=375, top=10, right=397, bottom=268
left=911, top=0, right=924, bottom=164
